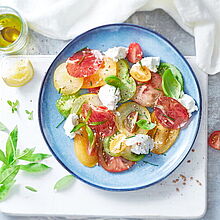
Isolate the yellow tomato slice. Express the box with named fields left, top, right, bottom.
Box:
left=74, top=127, right=98, bottom=167
left=54, top=63, right=83, bottom=94
left=71, top=94, right=102, bottom=114
left=130, top=65, right=151, bottom=82
left=81, top=57, right=117, bottom=88
left=109, top=134, right=127, bottom=154
left=148, top=112, right=180, bottom=154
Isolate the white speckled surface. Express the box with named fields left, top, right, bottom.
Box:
left=1, top=9, right=220, bottom=220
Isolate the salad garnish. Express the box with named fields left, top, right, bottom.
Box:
left=7, top=99, right=19, bottom=113
left=25, top=110, right=33, bottom=120
left=143, top=160, right=159, bottom=166
left=53, top=42, right=198, bottom=173
left=56, top=118, right=66, bottom=128
left=54, top=175, right=75, bottom=191
left=0, top=122, right=51, bottom=201
left=25, top=186, right=37, bottom=192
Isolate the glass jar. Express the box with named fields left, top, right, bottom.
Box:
left=0, top=6, right=28, bottom=54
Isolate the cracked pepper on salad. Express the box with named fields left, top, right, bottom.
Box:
left=53, top=42, right=198, bottom=173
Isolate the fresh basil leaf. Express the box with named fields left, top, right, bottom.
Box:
left=7, top=100, right=12, bottom=106
left=0, top=165, right=19, bottom=185
left=20, top=163, right=51, bottom=173
left=0, top=150, right=7, bottom=165
left=105, top=75, right=123, bottom=88
left=25, top=186, right=37, bottom=192
left=0, top=180, right=16, bottom=201
left=85, top=125, right=94, bottom=146
left=20, top=153, right=51, bottom=162
left=162, top=69, right=181, bottom=99
left=89, top=121, right=106, bottom=126
left=6, top=126, right=18, bottom=164
left=85, top=108, right=92, bottom=122
left=71, top=123, right=86, bottom=133
left=158, top=63, right=184, bottom=89
left=136, top=119, right=156, bottom=130
left=15, top=148, right=35, bottom=160
left=54, top=175, right=74, bottom=191
left=0, top=164, right=9, bottom=174
left=0, top=122, right=9, bottom=133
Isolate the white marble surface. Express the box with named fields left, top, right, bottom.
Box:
left=1, top=9, right=220, bottom=220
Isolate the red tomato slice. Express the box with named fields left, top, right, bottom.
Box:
left=98, top=146, right=135, bottom=172
left=88, top=87, right=100, bottom=94
left=154, top=96, right=189, bottom=129
left=145, top=73, right=162, bottom=89
left=208, top=131, right=220, bottom=150
left=82, top=104, right=116, bottom=137
left=132, top=84, right=163, bottom=107
left=126, top=42, right=143, bottom=63
left=66, top=48, right=104, bottom=78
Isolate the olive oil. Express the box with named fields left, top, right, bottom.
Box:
left=0, top=13, right=21, bottom=47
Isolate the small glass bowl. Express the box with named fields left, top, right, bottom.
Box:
left=0, top=6, right=28, bottom=54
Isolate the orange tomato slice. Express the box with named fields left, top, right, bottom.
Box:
left=74, top=127, right=98, bottom=167
left=81, top=57, right=117, bottom=88
left=130, top=65, right=151, bottom=82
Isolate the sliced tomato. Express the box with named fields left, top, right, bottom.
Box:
left=154, top=96, right=189, bottom=129
left=88, top=87, right=100, bottom=94
left=66, top=48, right=104, bottom=78
left=74, top=127, right=98, bottom=167
left=132, top=84, right=163, bottom=107
left=145, top=73, right=162, bottom=89
left=82, top=104, right=116, bottom=137
left=208, top=131, right=220, bottom=150
left=126, top=42, right=143, bottom=63
left=98, top=146, right=135, bottom=172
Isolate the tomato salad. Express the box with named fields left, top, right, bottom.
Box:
left=53, top=43, right=198, bottom=173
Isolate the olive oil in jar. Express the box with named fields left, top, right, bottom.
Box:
left=0, top=13, right=21, bottom=47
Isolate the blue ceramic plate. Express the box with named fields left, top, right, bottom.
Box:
left=39, top=24, right=202, bottom=191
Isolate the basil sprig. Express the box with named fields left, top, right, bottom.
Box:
left=7, top=100, right=19, bottom=113
left=71, top=108, right=105, bottom=147
left=0, top=122, right=51, bottom=201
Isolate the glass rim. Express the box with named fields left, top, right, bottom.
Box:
left=0, top=6, right=27, bottom=50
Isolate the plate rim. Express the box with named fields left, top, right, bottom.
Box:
left=38, top=23, right=202, bottom=191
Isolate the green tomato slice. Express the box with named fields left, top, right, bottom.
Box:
left=56, top=93, right=79, bottom=118
left=116, top=59, right=136, bottom=103
left=119, top=77, right=136, bottom=102
left=103, top=136, right=121, bottom=157
left=121, top=146, right=146, bottom=162
left=117, top=59, right=130, bottom=80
